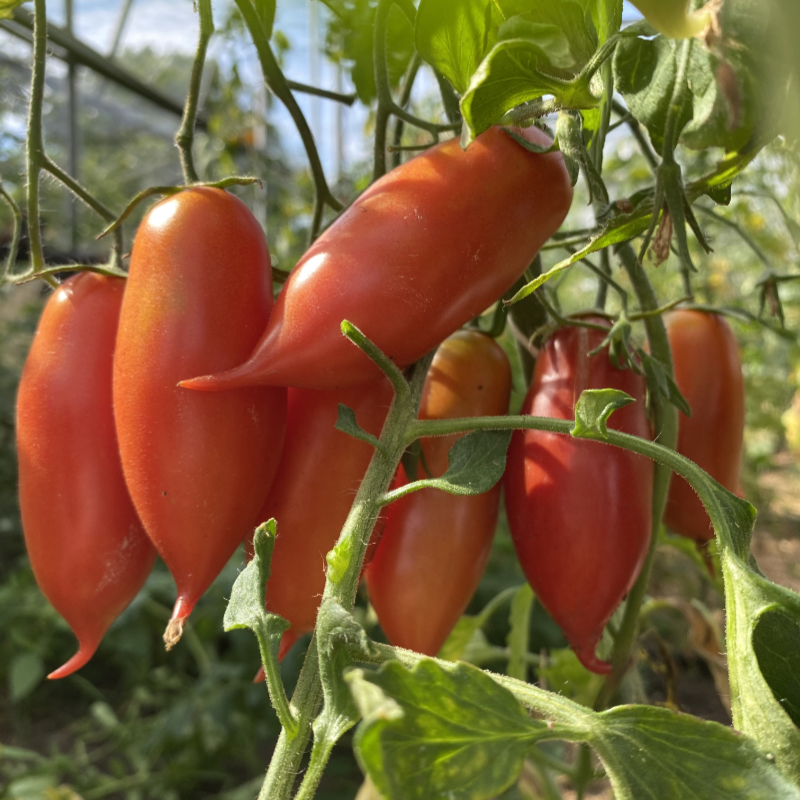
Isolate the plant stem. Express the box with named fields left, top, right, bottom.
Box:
left=390, top=53, right=421, bottom=169
left=234, top=0, right=341, bottom=244
left=258, top=356, right=433, bottom=800
left=176, top=0, right=214, bottom=184
left=0, top=181, right=22, bottom=284
left=25, top=0, right=56, bottom=286
left=286, top=80, right=356, bottom=105
left=592, top=242, right=678, bottom=709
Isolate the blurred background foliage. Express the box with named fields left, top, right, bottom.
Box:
left=1, top=1, right=800, bottom=798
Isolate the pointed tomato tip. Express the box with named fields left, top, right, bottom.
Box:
left=253, top=666, right=266, bottom=684
left=47, top=645, right=97, bottom=680
left=574, top=643, right=613, bottom=675
left=179, top=361, right=267, bottom=392
left=163, top=596, right=195, bottom=651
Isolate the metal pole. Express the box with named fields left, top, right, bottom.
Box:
left=108, top=0, right=135, bottom=57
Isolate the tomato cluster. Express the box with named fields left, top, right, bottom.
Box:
left=15, top=126, right=744, bottom=680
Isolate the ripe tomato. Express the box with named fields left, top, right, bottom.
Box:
left=113, top=188, right=287, bottom=645
left=663, top=310, right=745, bottom=541
left=504, top=323, right=653, bottom=674
left=365, top=330, right=512, bottom=656
left=248, top=379, right=393, bottom=659
left=17, top=273, right=156, bottom=679
left=181, top=125, right=572, bottom=392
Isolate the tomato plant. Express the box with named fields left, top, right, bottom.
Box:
left=366, top=330, right=512, bottom=656
left=250, top=379, right=393, bottom=659
left=5, top=0, right=800, bottom=798
left=16, top=273, right=156, bottom=679
left=663, top=310, right=746, bottom=541
left=504, top=322, right=653, bottom=674
left=181, top=126, right=572, bottom=391
left=113, top=187, right=287, bottom=645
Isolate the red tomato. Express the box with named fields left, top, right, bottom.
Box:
left=504, top=323, right=653, bottom=674
left=663, top=310, right=745, bottom=541
left=247, top=379, right=393, bottom=659
left=17, top=273, right=156, bottom=679
left=113, top=188, right=287, bottom=644
left=181, top=126, right=571, bottom=392
left=366, top=330, right=512, bottom=656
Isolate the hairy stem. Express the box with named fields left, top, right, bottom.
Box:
left=176, top=0, right=214, bottom=184
left=258, top=356, right=433, bottom=800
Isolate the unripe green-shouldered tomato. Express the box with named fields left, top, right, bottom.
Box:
left=663, top=310, right=745, bottom=541
left=504, top=323, right=653, bottom=674
left=17, top=273, right=156, bottom=679
left=366, top=330, right=512, bottom=656
left=113, top=188, right=287, bottom=646
left=181, top=126, right=571, bottom=392
left=247, top=379, right=393, bottom=660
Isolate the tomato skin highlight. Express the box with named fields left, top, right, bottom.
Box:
left=663, top=310, right=745, bottom=541
left=504, top=324, right=653, bottom=674
left=366, top=330, right=512, bottom=656
left=113, top=188, right=287, bottom=636
left=17, top=273, right=156, bottom=679
left=182, top=126, right=572, bottom=391
left=249, top=379, right=393, bottom=654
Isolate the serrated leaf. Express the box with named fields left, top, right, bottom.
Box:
left=385, top=429, right=512, bottom=501
left=571, top=388, right=635, bottom=440
left=350, top=660, right=549, bottom=800
left=590, top=706, right=800, bottom=800
left=336, top=403, right=386, bottom=455
left=224, top=522, right=290, bottom=648
left=415, top=0, right=496, bottom=94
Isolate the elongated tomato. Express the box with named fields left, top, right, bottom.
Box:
left=182, top=126, right=571, bottom=391
left=17, top=273, right=156, bottom=679
left=504, top=323, right=653, bottom=674
left=366, top=331, right=512, bottom=656
left=663, top=310, right=745, bottom=541
left=113, top=188, right=287, bottom=646
left=248, top=379, right=393, bottom=660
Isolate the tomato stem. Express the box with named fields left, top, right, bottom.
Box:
left=175, top=0, right=213, bottom=184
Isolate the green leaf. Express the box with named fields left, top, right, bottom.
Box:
left=322, top=0, right=415, bottom=105
left=461, top=38, right=598, bottom=142
left=571, top=388, right=635, bottom=440
left=383, top=429, right=512, bottom=502
left=223, top=522, right=290, bottom=673
left=350, top=660, right=549, bottom=800
left=0, top=0, right=27, bottom=20
left=614, top=27, right=763, bottom=154
left=752, top=609, right=800, bottom=728
left=415, top=0, right=497, bottom=94
left=639, top=350, right=692, bottom=416
left=336, top=403, right=387, bottom=456
left=9, top=652, right=44, bottom=702
left=590, top=706, right=800, bottom=800
left=437, top=616, right=487, bottom=662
